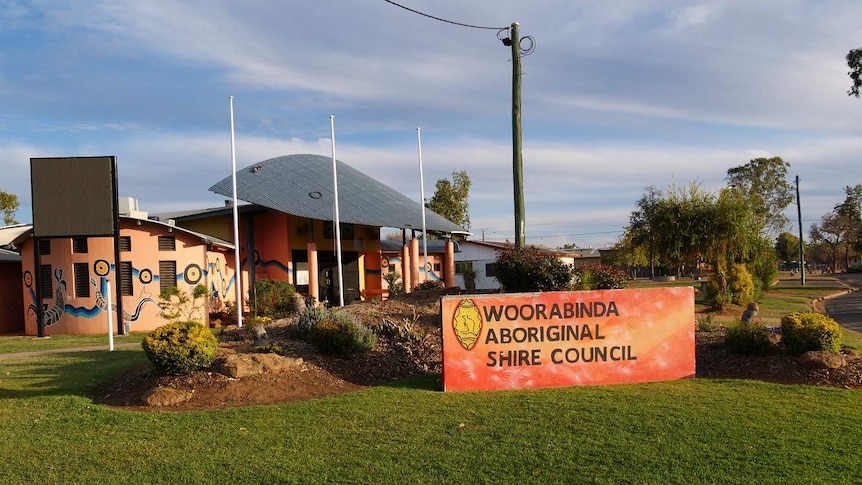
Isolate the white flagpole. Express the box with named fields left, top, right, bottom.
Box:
left=106, top=280, right=114, bottom=351
left=229, top=96, right=243, bottom=328
left=330, top=115, right=345, bottom=307
left=417, top=127, right=428, bottom=282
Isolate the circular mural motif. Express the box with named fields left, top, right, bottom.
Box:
left=381, top=257, right=389, bottom=268
left=139, top=268, right=153, bottom=284
left=94, top=259, right=111, bottom=276
left=426, top=262, right=433, bottom=272
left=23, top=270, right=33, bottom=287
left=184, top=264, right=202, bottom=284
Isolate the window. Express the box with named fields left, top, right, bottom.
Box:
left=73, top=262, right=90, bottom=297
left=119, top=261, right=133, bottom=296
left=38, top=240, right=51, bottom=255
left=159, top=260, right=177, bottom=292
left=119, top=236, right=132, bottom=252
left=485, top=263, right=498, bottom=277
left=158, top=235, right=176, bottom=251
left=433, top=263, right=441, bottom=272
left=455, top=262, right=473, bottom=275
left=72, top=237, right=88, bottom=253
left=40, top=264, right=53, bottom=296
left=323, top=222, right=355, bottom=240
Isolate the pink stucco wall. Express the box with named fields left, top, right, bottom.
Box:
left=18, top=220, right=240, bottom=336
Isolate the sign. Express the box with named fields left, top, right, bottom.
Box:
left=441, top=287, right=695, bottom=392
left=30, top=156, right=118, bottom=237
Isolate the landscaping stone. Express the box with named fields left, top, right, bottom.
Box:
left=216, top=353, right=303, bottom=378
left=143, top=387, right=193, bottom=407
left=797, top=351, right=846, bottom=369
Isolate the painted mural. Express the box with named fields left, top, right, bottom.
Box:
left=24, top=262, right=161, bottom=331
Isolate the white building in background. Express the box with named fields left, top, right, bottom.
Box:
left=453, top=241, right=605, bottom=292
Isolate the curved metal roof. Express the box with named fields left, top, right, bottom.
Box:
left=209, top=154, right=468, bottom=234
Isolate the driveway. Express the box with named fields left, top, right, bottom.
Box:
left=824, top=273, right=862, bottom=332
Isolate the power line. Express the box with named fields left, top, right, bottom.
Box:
left=382, top=0, right=507, bottom=30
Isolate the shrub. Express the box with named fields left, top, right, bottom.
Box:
left=780, top=312, right=843, bottom=355
left=252, top=279, right=300, bottom=319
left=414, top=279, right=445, bottom=291
left=705, top=274, right=732, bottom=312
left=293, top=306, right=329, bottom=340
left=308, top=310, right=377, bottom=357
left=725, top=323, right=771, bottom=356
left=747, top=237, right=779, bottom=294
left=572, top=264, right=629, bottom=290
left=494, top=246, right=573, bottom=293
left=253, top=343, right=283, bottom=354
left=382, top=271, right=405, bottom=296
left=696, top=313, right=717, bottom=332
left=159, top=284, right=210, bottom=322
left=727, top=263, right=755, bottom=306
left=141, top=321, right=218, bottom=375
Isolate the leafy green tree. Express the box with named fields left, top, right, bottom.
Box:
left=809, top=212, right=850, bottom=272
left=606, top=233, right=649, bottom=278
left=0, top=190, right=19, bottom=225
left=775, top=232, right=801, bottom=263
left=725, top=157, right=794, bottom=236
left=622, top=182, right=762, bottom=310
left=426, top=170, right=471, bottom=230
left=848, top=48, right=862, bottom=98
left=627, top=185, right=662, bottom=278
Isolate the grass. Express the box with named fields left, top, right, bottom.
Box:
left=1, top=278, right=861, bottom=483
left=1, top=350, right=861, bottom=484
left=0, top=332, right=148, bottom=354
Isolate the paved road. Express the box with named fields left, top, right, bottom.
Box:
left=824, top=273, right=862, bottom=332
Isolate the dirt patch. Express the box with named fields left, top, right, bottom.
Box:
left=92, top=296, right=862, bottom=412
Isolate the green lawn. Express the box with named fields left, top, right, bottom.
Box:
left=2, top=282, right=861, bottom=483
left=0, top=349, right=861, bottom=484
left=0, top=332, right=148, bottom=355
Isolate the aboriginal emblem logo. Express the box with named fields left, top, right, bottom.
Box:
left=451, top=298, right=483, bottom=351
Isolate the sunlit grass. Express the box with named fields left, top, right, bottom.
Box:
left=0, top=332, right=148, bottom=355
left=1, top=350, right=861, bottom=484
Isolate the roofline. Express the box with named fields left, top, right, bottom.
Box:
left=10, top=217, right=235, bottom=250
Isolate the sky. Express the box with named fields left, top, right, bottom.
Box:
left=1, top=0, right=861, bottom=249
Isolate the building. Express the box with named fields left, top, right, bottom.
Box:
left=166, top=154, right=467, bottom=306
left=453, top=241, right=580, bottom=292
left=0, top=248, right=24, bottom=334
left=12, top=210, right=238, bottom=336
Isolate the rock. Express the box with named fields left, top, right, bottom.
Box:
left=252, top=325, right=269, bottom=346
left=843, top=348, right=860, bottom=360
left=797, top=351, right=846, bottom=369
left=216, top=353, right=303, bottom=378
left=143, top=387, right=193, bottom=407
left=741, top=302, right=759, bottom=325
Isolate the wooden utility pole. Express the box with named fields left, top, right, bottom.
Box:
left=510, top=22, right=525, bottom=249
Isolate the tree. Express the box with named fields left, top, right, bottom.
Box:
left=426, top=170, right=471, bottom=230
left=627, top=185, right=662, bottom=278
left=848, top=48, right=862, bottom=98
left=809, top=213, right=849, bottom=271
left=0, top=190, right=19, bottom=225
left=775, top=232, right=801, bottom=263
left=725, top=157, right=794, bottom=236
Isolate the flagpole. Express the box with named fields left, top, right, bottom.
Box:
left=330, top=115, right=345, bottom=307
left=417, top=128, right=428, bottom=282
left=229, top=96, right=243, bottom=328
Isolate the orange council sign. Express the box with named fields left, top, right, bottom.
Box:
left=441, top=287, right=695, bottom=392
